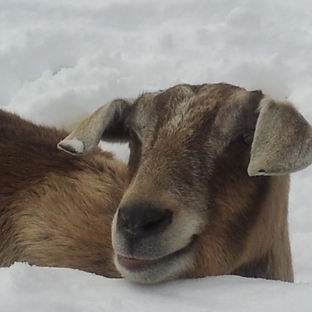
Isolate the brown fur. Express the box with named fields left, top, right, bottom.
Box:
left=113, top=84, right=293, bottom=283
left=0, top=109, right=127, bottom=276
left=3, top=82, right=309, bottom=284
left=58, top=83, right=304, bottom=284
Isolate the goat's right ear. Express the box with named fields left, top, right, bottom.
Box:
left=57, top=98, right=134, bottom=155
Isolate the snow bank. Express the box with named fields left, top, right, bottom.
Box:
left=1, top=263, right=312, bottom=312
left=1, top=0, right=312, bottom=311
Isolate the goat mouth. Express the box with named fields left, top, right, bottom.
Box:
left=117, top=256, right=157, bottom=270
left=116, top=236, right=197, bottom=272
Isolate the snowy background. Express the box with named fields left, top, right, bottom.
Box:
left=1, top=0, right=312, bottom=311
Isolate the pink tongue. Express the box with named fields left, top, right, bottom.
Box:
left=118, top=255, right=156, bottom=270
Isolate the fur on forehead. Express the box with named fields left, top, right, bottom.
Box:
left=132, top=85, right=196, bottom=115
left=130, top=84, right=263, bottom=141
left=129, top=84, right=206, bottom=122
left=127, top=85, right=197, bottom=134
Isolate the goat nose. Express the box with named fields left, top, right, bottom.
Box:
left=117, top=203, right=173, bottom=238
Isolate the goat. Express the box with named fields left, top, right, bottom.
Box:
left=0, top=109, right=127, bottom=277
left=58, top=83, right=312, bottom=284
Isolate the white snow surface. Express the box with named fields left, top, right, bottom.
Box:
left=1, top=0, right=312, bottom=311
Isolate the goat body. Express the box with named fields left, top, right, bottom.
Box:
left=0, top=109, right=127, bottom=277
left=3, top=82, right=312, bottom=284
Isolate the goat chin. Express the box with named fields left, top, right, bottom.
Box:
left=113, top=245, right=196, bottom=284
left=111, top=209, right=198, bottom=284
left=3, top=82, right=312, bottom=284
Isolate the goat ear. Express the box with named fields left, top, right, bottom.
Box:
left=248, top=99, right=312, bottom=176
left=57, top=98, right=133, bottom=155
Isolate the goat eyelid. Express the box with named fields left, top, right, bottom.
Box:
left=127, top=123, right=142, bottom=141
left=228, top=131, right=254, bottom=145
left=243, top=131, right=255, bottom=145
left=129, top=127, right=137, bottom=138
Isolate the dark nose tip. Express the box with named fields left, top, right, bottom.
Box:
left=117, top=203, right=173, bottom=239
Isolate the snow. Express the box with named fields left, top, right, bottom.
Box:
left=1, top=0, right=312, bottom=311
left=2, top=263, right=312, bottom=312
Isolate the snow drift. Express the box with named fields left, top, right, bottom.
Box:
left=1, top=0, right=312, bottom=311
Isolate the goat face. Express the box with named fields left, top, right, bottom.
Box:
left=59, top=83, right=312, bottom=284
left=112, top=84, right=264, bottom=284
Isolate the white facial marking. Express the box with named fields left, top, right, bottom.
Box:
left=57, top=138, right=84, bottom=154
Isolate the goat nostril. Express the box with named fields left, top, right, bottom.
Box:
left=117, top=204, right=173, bottom=236
left=117, top=209, right=129, bottom=229
left=141, top=209, right=173, bottom=232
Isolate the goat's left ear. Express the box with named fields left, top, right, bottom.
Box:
left=248, top=99, right=312, bottom=176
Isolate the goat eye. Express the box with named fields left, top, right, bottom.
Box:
left=243, top=132, right=254, bottom=145
left=128, top=128, right=136, bottom=137
left=128, top=127, right=141, bottom=141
